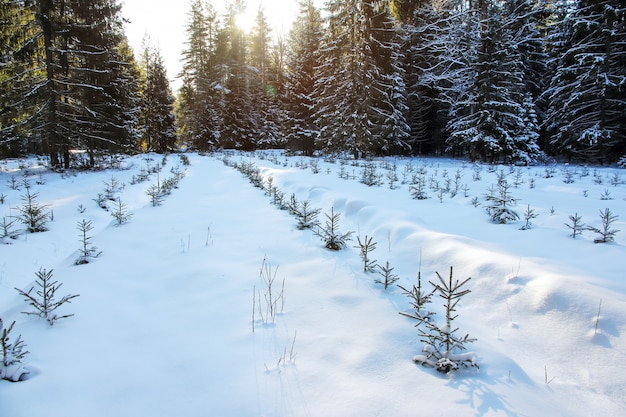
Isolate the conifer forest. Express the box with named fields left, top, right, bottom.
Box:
left=1, top=0, right=625, bottom=166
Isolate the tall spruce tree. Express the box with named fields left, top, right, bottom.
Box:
left=249, top=6, right=280, bottom=148
left=268, top=33, right=289, bottom=149
left=216, top=0, right=256, bottom=150
left=0, top=0, right=140, bottom=167
left=69, top=0, right=141, bottom=165
left=400, top=1, right=445, bottom=155
left=0, top=1, right=42, bottom=157
left=285, top=0, right=323, bottom=155
left=544, top=0, right=626, bottom=163
left=506, top=0, right=550, bottom=107
left=177, top=0, right=222, bottom=150
left=139, top=43, right=177, bottom=153
left=446, top=1, right=541, bottom=163
left=315, top=0, right=409, bottom=158
left=404, top=2, right=484, bottom=157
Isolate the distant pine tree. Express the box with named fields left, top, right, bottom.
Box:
left=314, top=0, right=410, bottom=158
left=447, top=2, right=541, bottom=164
left=249, top=7, right=281, bottom=149
left=0, top=0, right=141, bottom=167
left=218, top=0, right=256, bottom=150
left=284, top=0, right=323, bottom=155
left=544, top=1, right=626, bottom=163
left=139, top=43, right=177, bottom=153
left=176, top=0, right=223, bottom=151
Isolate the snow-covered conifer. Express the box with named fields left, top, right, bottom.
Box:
left=76, top=219, right=102, bottom=265
left=139, top=42, right=177, bottom=153
left=521, top=204, right=539, bottom=230
left=375, top=261, right=399, bottom=290
left=588, top=208, right=620, bottom=243
left=15, top=188, right=49, bottom=233
left=484, top=180, right=520, bottom=224
left=314, top=0, right=410, bottom=157
left=543, top=1, right=626, bottom=163
left=399, top=270, right=434, bottom=322
left=565, top=212, right=585, bottom=238
left=1, top=217, right=20, bottom=244
left=15, top=269, right=79, bottom=326
left=355, top=234, right=377, bottom=273
left=413, top=267, right=478, bottom=373
left=446, top=2, right=541, bottom=163
left=0, top=318, right=29, bottom=382
left=294, top=199, right=321, bottom=230
left=284, top=0, right=323, bottom=155
left=111, top=198, right=132, bottom=225
left=314, top=207, right=353, bottom=250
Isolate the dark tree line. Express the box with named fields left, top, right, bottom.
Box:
left=0, top=0, right=176, bottom=166
left=2, top=0, right=625, bottom=165
left=176, top=0, right=625, bottom=164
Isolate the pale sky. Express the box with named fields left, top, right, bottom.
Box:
left=122, top=0, right=319, bottom=91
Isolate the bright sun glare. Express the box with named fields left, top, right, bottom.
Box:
left=235, top=11, right=256, bottom=33
left=234, top=1, right=300, bottom=35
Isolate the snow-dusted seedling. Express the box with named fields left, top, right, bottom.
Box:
left=520, top=204, right=538, bottom=230
left=409, top=174, right=428, bottom=200
left=355, top=234, right=377, bottom=273
left=1, top=217, right=20, bottom=244
left=15, top=187, right=50, bottom=232
left=375, top=260, right=399, bottom=290
left=93, top=193, right=108, bottom=210
left=314, top=207, right=353, bottom=250
left=399, top=270, right=435, bottom=323
left=413, top=267, right=478, bottom=373
left=360, top=162, right=383, bottom=187
left=111, top=197, right=132, bottom=225
left=76, top=219, right=101, bottom=264
left=146, top=184, right=164, bottom=206
left=103, top=176, right=122, bottom=200
left=0, top=318, right=30, bottom=382
left=588, top=208, right=620, bottom=244
left=15, top=268, right=80, bottom=326
left=294, top=199, right=321, bottom=230
left=565, top=212, right=585, bottom=238
left=484, top=180, right=519, bottom=224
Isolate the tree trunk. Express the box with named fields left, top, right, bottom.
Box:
left=39, top=0, right=60, bottom=167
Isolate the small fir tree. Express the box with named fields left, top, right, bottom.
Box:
left=520, top=204, right=538, bottom=230
left=565, top=213, right=585, bottom=238
left=413, top=267, right=478, bottom=373
left=588, top=208, right=620, bottom=243
left=294, top=200, right=321, bottom=230
left=484, top=180, right=519, bottom=224
left=399, top=270, right=435, bottom=322
left=15, top=188, right=50, bottom=232
left=111, top=198, right=132, bottom=225
left=354, top=234, right=378, bottom=273
left=409, top=174, right=428, bottom=200
left=94, top=193, right=108, bottom=210
left=314, top=207, right=353, bottom=250
left=375, top=261, right=400, bottom=290
left=102, top=176, right=123, bottom=201
left=15, top=269, right=79, bottom=326
left=0, top=217, right=20, bottom=244
left=287, top=193, right=299, bottom=216
left=0, top=318, right=30, bottom=382
left=146, top=184, right=164, bottom=206
left=76, top=219, right=102, bottom=265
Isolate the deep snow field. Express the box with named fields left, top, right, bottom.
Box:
left=1, top=151, right=625, bottom=417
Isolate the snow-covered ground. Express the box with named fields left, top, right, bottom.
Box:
left=1, top=151, right=625, bottom=417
